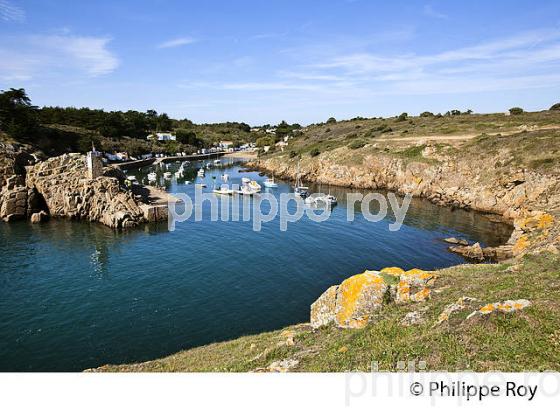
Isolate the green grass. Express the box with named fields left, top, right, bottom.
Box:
left=95, top=253, right=560, bottom=372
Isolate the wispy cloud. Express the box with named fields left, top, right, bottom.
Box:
left=0, top=0, right=24, bottom=22
left=157, top=37, right=197, bottom=49
left=423, top=4, right=448, bottom=19
left=0, top=34, right=119, bottom=81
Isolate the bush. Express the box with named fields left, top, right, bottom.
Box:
left=256, top=136, right=274, bottom=147
left=397, top=112, right=408, bottom=121
left=309, top=148, right=320, bottom=157
left=326, top=117, right=337, bottom=124
left=420, top=111, right=434, bottom=117
left=348, top=139, right=366, bottom=149
left=509, top=107, right=524, bottom=115
left=549, top=103, right=560, bottom=111
left=289, top=150, right=298, bottom=158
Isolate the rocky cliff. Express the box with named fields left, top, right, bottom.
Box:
left=254, top=141, right=560, bottom=260
left=0, top=150, right=148, bottom=228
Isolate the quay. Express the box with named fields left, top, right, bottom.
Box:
left=113, top=151, right=226, bottom=170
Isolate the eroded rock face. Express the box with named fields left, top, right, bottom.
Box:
left=1, top=152, right=148, bottom=229
left=23, top=154, right=146, bottom=229
left=310, top=267, right=435, bottom=329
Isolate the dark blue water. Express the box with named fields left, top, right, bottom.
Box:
left=0, top=158, right=512, bottom=371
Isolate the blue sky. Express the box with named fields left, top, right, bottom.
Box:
left=1, top=0, right=560, bottom=125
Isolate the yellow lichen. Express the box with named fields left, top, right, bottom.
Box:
left=513, top=235, right=530, bottom=254
left=411, top=287, right=431, bottom=302
left=380, top=267, right=405, bottom=276
left=479, top=304, right=496, bottom=314
left=335, top=271, right=385, bottom=326
left=537, top=213, right=554, bottom=229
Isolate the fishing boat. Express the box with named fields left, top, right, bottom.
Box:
left=197, top=168, right=205, bottom=177
left=214, top=159, right=221, bottom=165
left=241, top=177, right=251, bottom=184
left=163, top=171, right=172, bottom=179
left=126, top=175, right=137, bottom=182
left=263, top=175, right=278, bottom=188
left=221, top=173, right=229, bottom=182
left=147, top=172, right=157, bottom=182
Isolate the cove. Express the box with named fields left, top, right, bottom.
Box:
left=0, top=158, right=512, bottom=371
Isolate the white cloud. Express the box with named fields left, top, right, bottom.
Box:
left=0, top=34, right=119, bottom=81
left=0, top=0, right=25, bottom=22
left=157, top=37, right=197, bottom=49
left=423, top=5, right=448, bottom=20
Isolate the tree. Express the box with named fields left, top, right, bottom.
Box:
left=0, top=88, right=39, bottom=140
left=509, top=107, right=524, bottom=115
left=256, top=136, right=274, bottom=147
left=326, top=117, right=337, bottom=124
left=397, top=112, right=408, bottom=121
left=420, top=111, right=434, bottom=117
left=549, top=103, right=560, bottom=111
left=175, top=128, right=201, bottom=146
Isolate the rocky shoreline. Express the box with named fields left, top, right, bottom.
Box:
left=0, top=145, right=167, bottom=229
left=251, top=146, right=560, bottom=261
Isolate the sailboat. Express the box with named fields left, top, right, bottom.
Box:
left=293, top=161, right=309, bottom=198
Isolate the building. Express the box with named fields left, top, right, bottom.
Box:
left=147, top=132, right=176, bottom=141
left=218, top=140, right=234, bottom=150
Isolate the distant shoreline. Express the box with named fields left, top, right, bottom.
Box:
left=224, top=150, right=257, bottom=158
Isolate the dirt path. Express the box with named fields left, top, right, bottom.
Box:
left=377, top=125, right=560, bottom=143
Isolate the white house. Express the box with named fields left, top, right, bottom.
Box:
left=147, top=132, right=176, bottom=141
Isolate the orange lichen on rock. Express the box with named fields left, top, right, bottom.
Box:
left=335, top=271, right=387, bottom=328
left=310, top=266, right=436, bottom=329
left=537, top=213, right=554, bottom=229
left=467, top=299, right=531, bottom=319
left=512, top=235, right=530, bottom=254
left=380, top=267, right=405, bottom=276
left=410, top=287, right=431, bottom=302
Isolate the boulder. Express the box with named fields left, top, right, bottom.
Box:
left=448, top=242, right=484, bottom=261
left=443, top=237, right=469, bottom=246
left=310, top=267, right=435, bottom=329
left=30, top=210, right=48, bottom=224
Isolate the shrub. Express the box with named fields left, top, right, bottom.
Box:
left=509, top=107, right=524, bottom=115
left=289, top=150, right=298, bottom=158
left=326, top=117, right=337, bottom=124
left=325, top=127, right=331, bottom=133
left=397, top=112, right=408, bottom=121
left=348, top=139, right=366, bottom=149
left=420, top=111, right=434, bottom=117
left=309, top=148, right=320, bottom=157
left=549, top=103, right=560, bottom=111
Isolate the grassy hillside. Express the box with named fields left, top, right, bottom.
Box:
left=277, top=111, right=560, bottom=160
left=95, top=252, right=560, bottom=372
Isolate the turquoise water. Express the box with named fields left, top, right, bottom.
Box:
left=0, top=158, right=512, bottom=371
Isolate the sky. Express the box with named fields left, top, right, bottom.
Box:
left=1, top=0, right=560, bottom=125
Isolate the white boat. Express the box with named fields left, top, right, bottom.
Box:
left=147, top=172, right=157, bottom=181
left=214, top=159, right=221, bottom=165
left=294, top=161, right=309, bottom=198
left=185, top=181, right=191, bottom=185
left=247, top=180, right=261, bottom=192
left=197, top=168, right=205, bottom=177
left=196, top=183, right=207, bottom=188
left=241, top=177, right=251, bottom=184
left=221, top=173, right=229, bottom=182
left=126, top=175, right=137, bottom=182
left=213, top=185, right=234, bottom=195
left=163, top=171, right=172, bottom=179
left=263, top=176, right=278, bottom=188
